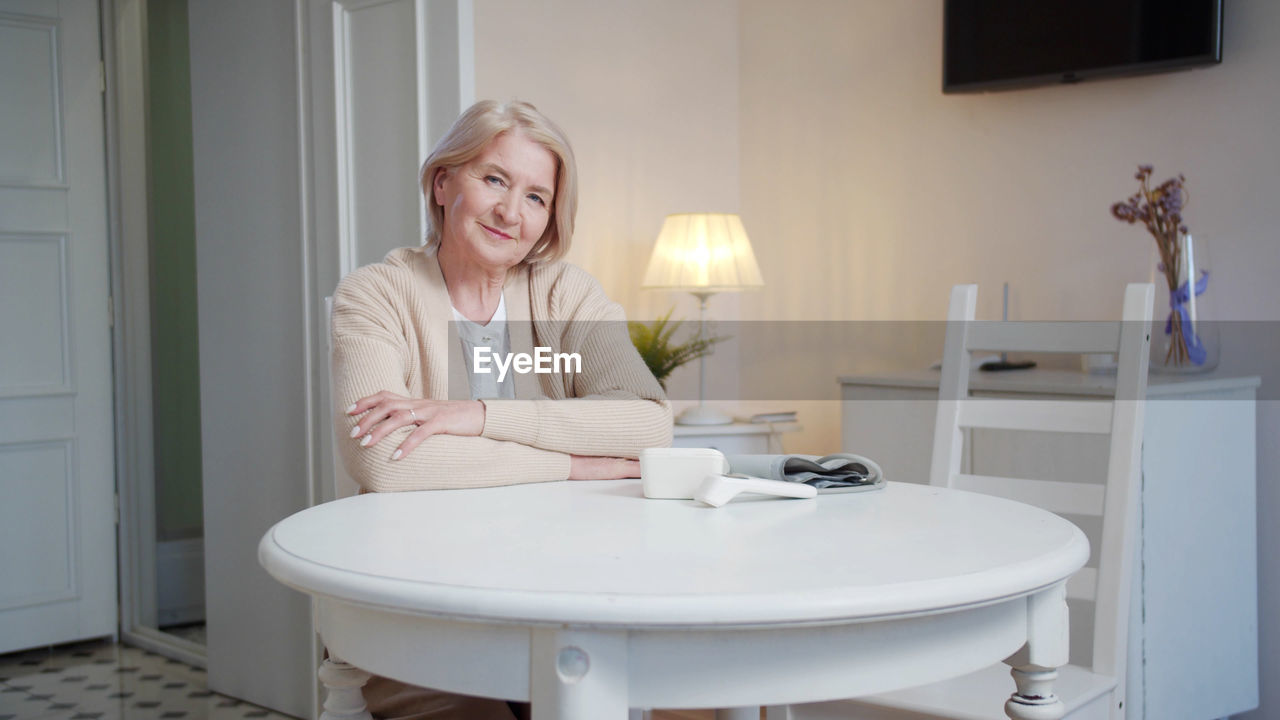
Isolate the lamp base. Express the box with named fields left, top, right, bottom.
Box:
left=675, top=405, right=733, bottom=426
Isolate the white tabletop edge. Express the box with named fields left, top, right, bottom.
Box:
left=261, top=531, right=1085, bottom=629
left=258, top=484, right=1090, bottom=629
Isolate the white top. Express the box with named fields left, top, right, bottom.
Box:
left=259, top=480, right=1088, bottom=628
left=451, top=293, right=515, bottom=400
left=838, top=367, right=1261, bottom=398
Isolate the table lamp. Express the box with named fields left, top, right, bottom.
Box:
left=641, top=212, right=764, bottom=425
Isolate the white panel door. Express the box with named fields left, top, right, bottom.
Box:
left=0, top=0, right=117, bottom=652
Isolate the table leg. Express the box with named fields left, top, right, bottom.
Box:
left=1004, top=583, right=1069, bottom=720
left=1005, top=666, right=1065, bottom=720
left=318, top=655, right=372, bottom=720
left=531, top=628, right=629, bottom=720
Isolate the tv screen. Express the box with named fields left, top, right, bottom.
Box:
left=943, top=0, right=1223, bottom=93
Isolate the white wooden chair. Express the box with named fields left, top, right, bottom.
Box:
left=789, top=283, right=1153, bottom=720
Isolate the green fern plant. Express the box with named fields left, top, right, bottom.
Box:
left=628, top=307, right=727, bottom=391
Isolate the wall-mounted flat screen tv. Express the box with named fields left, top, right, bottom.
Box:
left=943, top=0, right=1223, bottom=93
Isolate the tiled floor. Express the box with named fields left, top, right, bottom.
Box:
left=0, top=640, right=295, bottom=720
left=0, top=640, right=753, bottom=720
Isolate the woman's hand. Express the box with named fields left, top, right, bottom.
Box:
left=568, top=455, right=640, bottom=481
left=347, top=392, right=485, bottom=460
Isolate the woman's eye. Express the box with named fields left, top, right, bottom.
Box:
left=527, top=194, right=547, bottom=207
left=485, top=175, right=504, bottom=187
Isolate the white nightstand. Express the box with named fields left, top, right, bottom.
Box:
left=671, top=421, right=800, bottom=454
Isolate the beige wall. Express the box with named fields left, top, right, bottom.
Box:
left=474, top=3, right=1278, bottom=714
left=473, top=0, right=744, bottom=410
left=474, top=0, right=740, bottom=319
left=738, top=0, right=1279, bottom=324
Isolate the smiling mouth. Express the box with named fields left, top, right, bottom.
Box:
left=479, top=222, right=516, bottom=242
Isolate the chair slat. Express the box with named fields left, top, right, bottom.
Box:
left=956, top=399, right=1113, bottom=434
left=1067, top=567, right=1098, bottom=601
left=952, top=473, right=1106, bottom=516
left=966, top=321, right=1121, bottom=354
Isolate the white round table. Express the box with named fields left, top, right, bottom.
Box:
left=259, top=480, right=1088, bottom=720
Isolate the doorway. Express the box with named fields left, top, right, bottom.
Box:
left=109, top=0, right=206, bottom=664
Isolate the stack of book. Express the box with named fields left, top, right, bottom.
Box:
left=749, top=411, right=797, bottom=424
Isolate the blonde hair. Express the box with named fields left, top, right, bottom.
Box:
left=419, top=100, right=577, bottom=265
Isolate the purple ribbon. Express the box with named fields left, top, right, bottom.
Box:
left=1165, top=270, right=1210, bottom=365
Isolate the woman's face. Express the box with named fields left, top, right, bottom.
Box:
left=433, top=130, right=557, bottom=272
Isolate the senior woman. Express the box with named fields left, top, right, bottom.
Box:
left=329, top=101, right=672, bottom=718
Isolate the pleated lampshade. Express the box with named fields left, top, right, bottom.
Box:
left=641, top=213, right=764, bottom=293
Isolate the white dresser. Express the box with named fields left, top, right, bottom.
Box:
left=839, top=368, right=1260, bottom=719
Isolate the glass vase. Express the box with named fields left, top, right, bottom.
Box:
left=1151, top=233, right=1219, bottom=373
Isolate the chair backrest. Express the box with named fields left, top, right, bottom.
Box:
left=930, top=284, right=1153, bottom=693
left=325, top=296, right=361, bottom=501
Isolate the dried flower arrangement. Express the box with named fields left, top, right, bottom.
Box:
left=1110, top=165, right=1209, bottom=367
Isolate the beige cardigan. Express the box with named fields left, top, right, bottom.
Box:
left=331, top=246, right=673, bottom=491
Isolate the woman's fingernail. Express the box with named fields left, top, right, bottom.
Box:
left=346, top=404, right=357, bottom=414
left=391, top=449, right=403, bottom=461
left=360, top=434, right=372, bottom=447
left=349, top=425, right=362, bottom=438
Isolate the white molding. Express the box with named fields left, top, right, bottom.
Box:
left=305, top=1, right=343, bottom=513
left=0, top=11, right=65, bottom=186
left=330, top=0, right=357, bottom=278
left=296, top=0, right=319, bottom=514
left=0, top=231, right=71, bottom=395
left=294, top=1, right=321, bottom=715
left=413, top=0, right=429, bottom=241
left=104, top=0, right=160, bottom=638
left=456, top=0, right=474, bottom=109
left=100, top=0, right=130, bottom=648
left=0, top=439, right=78, bottom=611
